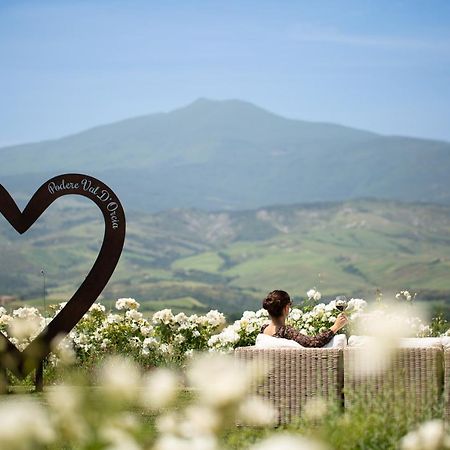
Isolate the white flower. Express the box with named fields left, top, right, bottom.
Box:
left=156, top=413, right=178, bottom=434
left=115, top=298, right=140, bottom=311
left=47, top=385, right=87, bottom=441
left=242, top=311, right=256, bottom=319
left=89, top=303, right=106, bottom=313
left=187, top=353, right=260, bottom=407
left=0, top=397, right=55, bottom=447
left=140, top=325, right=153, bottom=336
left=142, top=337, right=158, bottom=355
left=347, top=298, right=367, bottom=311
left=237, top=396, right=276, bottom=426
left=47, top=385, right=82, bottom=414
left=174, top=312, right=188, bottom=324
left=141, top=368, right=179, bottom=409
left=289, top=308, right=303, bottom=321
left=154, top=434, right=218, bottom=450
left=12, top=306, right=40, bottom=319
left=99, top=356, right=141, bottom=402
left=307, top=289, right=317, bottom=299
left=152, top=309, right=174, bottom=325
left=255, top=309, right=269, bottom=318
left=8, top=314, right=45, bottom=344
left=160, top=343, right=173, bottom=355
left=249, top=434, right=330, bottom=450
left=184, top=405, right=220, bottom=435
left=125, top=310, right=143, bottom=321
left=400, top=419, right=448, bottom=450
left=106, top=313, right=122, bottom=324
left=0, top=314, right=12, bottom=326
left=99, top=427, right=141, bottom=450
left=175, top=334, right=186, bottom=344
left=208, top=325, right=239, bottom=349
left=313, top=291, right=322, bottom=301
left=303, top=397, right=328, bottom=421
left=205, top=310, right=226, bottom=328
left=50, top=334, right=76, bottom=366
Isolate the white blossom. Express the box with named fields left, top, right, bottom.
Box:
left=141, top=368, right=179, bottom=409
left=0, top=397, right=55, bottom=448
left=115, top=298, right=140, bottom=311
left=237, top=396, right=276, bottom=426
left=250, top=434, right=330, bottom=450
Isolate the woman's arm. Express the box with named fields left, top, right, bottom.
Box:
left=278, top=325, right=335, bottom=347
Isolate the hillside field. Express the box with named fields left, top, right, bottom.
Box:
left=0, top=198, right=450, bottom=318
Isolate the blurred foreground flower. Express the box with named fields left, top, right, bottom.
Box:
left=99, top=356, right=141, bottom=402
left=0, top=397, right=55, bottom=449
left=302, top=397, right=329, bottom=421
left=250, top=433, right=330, bottom=450
left=350, top=302, right=430, bottom=377
left=141, top=368, right=180, bottom=409
left=400, top=419, right=450, bottom=450
left=237, top=395, right=277, bottom=426
left=187, top=352, right=264, bottom=407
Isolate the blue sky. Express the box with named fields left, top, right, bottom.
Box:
left=1, top=0, right=449, bottom=146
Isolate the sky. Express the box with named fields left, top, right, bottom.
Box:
left=0, top=0, right=450, bottom=147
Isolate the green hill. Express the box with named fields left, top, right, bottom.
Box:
left=1, top=99, right=450, bottom=211
left=1, top=199, right=449, bottom=317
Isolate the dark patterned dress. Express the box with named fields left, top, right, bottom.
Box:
left=260, top=324, right=335, bottom=348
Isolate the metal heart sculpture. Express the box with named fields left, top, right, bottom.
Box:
left=0, top=174, right=126, bottom=378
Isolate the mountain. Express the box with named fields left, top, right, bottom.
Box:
left=1, top=99, right=450, bottom=211
left=1, top=199, right=449, bottom=318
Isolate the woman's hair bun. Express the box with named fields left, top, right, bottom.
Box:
left=263, top=290, right=291, bottom=317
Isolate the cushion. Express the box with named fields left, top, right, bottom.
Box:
left=255, top=333, right=346, bottom=349
left=348, top=335, right=443, bottom=348
left=440, top=336, right=450, bottom=350
left=323, top=334, right=347, bottom=349
left=398, top=337, right=442, bottom=348
left=348, top=335, right=374, bottom=347
left=255, top=333, right=303, bottom=349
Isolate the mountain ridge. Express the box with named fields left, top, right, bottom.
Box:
left=1, top=98, right=450, bottom=212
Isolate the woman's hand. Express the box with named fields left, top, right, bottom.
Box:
left=330, top=313, right=348, bottom=333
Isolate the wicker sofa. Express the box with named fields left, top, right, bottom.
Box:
left=235, top=345, right=449, bottom=425
left=445, top=349, right=450, bottom=423
left=235, top=347, right=343, bottom=424
left=344, top=347, right=444, bottom=420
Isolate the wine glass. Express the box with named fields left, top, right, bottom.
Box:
left=335, top=295, right=348, bottom=312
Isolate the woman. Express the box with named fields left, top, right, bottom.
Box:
left=260, top=290, right=348, bottom=347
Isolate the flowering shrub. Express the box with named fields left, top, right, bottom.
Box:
left=0, top=305, right=48, bottom=351
left=0, top=289, right=448, bottom=370
left=288, top=297, right=367, bottom=336
left=68, top=300, right=227, bottom=368
left=208, top=309, right=270, bottom=351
